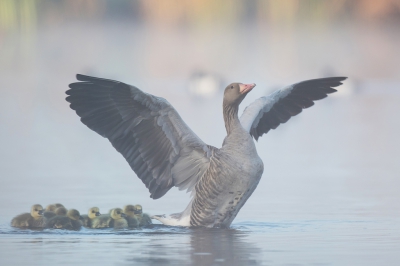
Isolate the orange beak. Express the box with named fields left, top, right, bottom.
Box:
left=239, top=83, right=256, bottom=94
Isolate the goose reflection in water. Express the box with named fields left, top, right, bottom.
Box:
left=189, top=228, right=260, bottom=265
left=124, top=226, right=261, bottom=265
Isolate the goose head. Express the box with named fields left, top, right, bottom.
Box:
left=88, top=207, right=101, bottom=219
left=110, top=208, right=126, bottom=220
left=223, top=83, right=256, bottom=107
left=30, top=204, right=44, bottom=218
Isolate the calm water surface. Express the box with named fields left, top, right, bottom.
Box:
left=2, top=91, right=399, bottom=265
left=1, top=218, right=399, bottom=265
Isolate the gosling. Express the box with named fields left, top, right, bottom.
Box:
left=54, top=207, right=68, bottom=216
left=67, top=209, right=82, bottom=230
left=123, top=205, right=139, bottom=228
left=80, top=207, right=101, bottom=228
left=110, top=208, right=128, bottom=229
left=43, top=204, right=57, bottom=219
left=92, top=208, right=127, bottom=229
left=54, top=203, right=65, bottom=208
left=46, top=216, right=73, bottom=230
left=133, top=205, right=152, bottom=227
left=11, top=204, right=46, bottom=229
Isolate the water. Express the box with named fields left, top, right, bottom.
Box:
left=1, top=5, right=400, bottom=265
left=1, top=219, right=399, bottom=265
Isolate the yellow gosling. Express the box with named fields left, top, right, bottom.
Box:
left=123, top=205, right=139, bottom=228
left=133, top=205, right=152, bottom=227
left=11, top=204, right=46, bottom=229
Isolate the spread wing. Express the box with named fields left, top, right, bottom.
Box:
left=240, top=77, right=347, bottom=140
left=66, top=74, right=211, bottom=199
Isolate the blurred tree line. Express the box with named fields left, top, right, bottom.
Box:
left=1, top=0, right=400, bottom=33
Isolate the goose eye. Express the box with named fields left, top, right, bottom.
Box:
left=92, top=211, right=95, bottom=213
left=230, top=86, right=233, bottom=89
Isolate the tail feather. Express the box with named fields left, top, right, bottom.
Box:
left=151, top=213, right=190, bottom=226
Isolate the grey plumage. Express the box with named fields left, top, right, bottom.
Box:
left=240, top=77, right=346, bottom=140
left=66, top=74, right=211, bottom=199
left=66, top=75, right=346, bottom=228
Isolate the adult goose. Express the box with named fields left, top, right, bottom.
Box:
left=66, top=74, right=346, bottom=228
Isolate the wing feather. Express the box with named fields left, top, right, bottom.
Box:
left=66, top=74, right=211, bottom=199
left=240, top=77, right=347, bottom=140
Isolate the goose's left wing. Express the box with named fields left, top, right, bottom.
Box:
left=66, top=74, right=212, bottom=199
left=240, top=77, right=347, bottom=140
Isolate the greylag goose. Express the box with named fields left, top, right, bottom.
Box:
left=66, top=74, right=346, bottom=228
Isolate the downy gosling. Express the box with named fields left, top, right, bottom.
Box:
left=133, top=205, right=152, bottom=227
left=81, top=207, right=101, bottom=228
left=11, top=204, right=46, bottom=229
left=67, top=209, right=82, bottom=230
left=92, top=208, right=127, bottom=229
left=123, top=205, right=139, bottom=228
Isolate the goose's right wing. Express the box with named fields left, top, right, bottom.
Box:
left=240, top=77, right=347, bottom=140
left=66, top=74, right=212, bottom=199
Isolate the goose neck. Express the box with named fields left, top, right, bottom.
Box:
left=223, top=102, right=240, bottom=135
